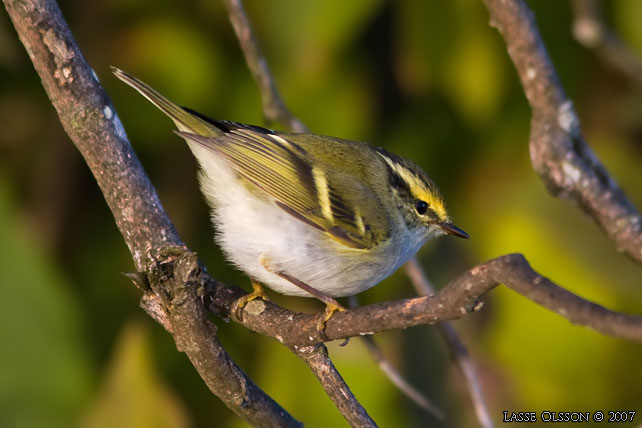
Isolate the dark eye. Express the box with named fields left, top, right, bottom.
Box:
left=414, top=200, right=429, bottom=215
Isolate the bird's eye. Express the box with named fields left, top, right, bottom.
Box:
left=414, top=199, right=429, bottom=215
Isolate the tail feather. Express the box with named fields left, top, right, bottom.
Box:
left=110, top=66, right=223, bottom=137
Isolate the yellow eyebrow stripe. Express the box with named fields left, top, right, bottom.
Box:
left=377, top=152, right=447, bottom=220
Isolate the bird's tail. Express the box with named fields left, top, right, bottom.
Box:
left=111, top=66, right=223, bottom=137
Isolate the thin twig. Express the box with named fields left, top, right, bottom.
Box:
left=2, top=1, right=301, bottom=425
left=482, top=0, right=642, bottom=264
left=346, top=296, right=445, bottom=420
left=572, top=0, right=642, bottom=88
left=222, top=0, right=308, bottom=132
left=346, top=296, right=444, bottom=420
left=405, top=258, right=494, bottom=428
left=360, top=336, right=445, bottom=420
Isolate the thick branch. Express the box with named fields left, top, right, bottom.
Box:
left=482, top=0, right=642, bottom=264
left=2, top=1, right=300, bottom=425
left=207, top=254, right=642, bottom=346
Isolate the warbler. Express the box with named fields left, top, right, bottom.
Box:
left=112, top=67, right=468, bottom=331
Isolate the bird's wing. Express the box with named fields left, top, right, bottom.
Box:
left=176, top=129, right=385, bottom=250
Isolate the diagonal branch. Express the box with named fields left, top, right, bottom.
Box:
left=291, top=345, right=378, bottom=428
left=1, top=0, right=301, bottom=426
left=482, top=0, right=642, bottom=264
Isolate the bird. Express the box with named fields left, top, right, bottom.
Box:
left=111, top=66, right=469, bottom=334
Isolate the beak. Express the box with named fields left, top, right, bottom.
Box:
left=440, top=222, right=470, bottom=239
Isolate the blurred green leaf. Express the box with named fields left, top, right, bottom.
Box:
left=81, top=320, right=189, bottom=428
left=0, top=178, right=93, bottom=428
left=249, top=0, right=383, bottom=80
left=396, top=1, right=457, bottom=95
left=442, top=27, right=506, bottom=125
left=613, top=0, right=642, bottom=54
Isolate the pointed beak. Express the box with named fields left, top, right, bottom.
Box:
left=440, top=222, right=470, bottom=239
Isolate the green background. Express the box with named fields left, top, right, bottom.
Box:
left=1, top=1, right=641, bottom=427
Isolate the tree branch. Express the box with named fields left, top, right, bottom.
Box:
left=207, top=253, right=642, bottom=345
left=3, top=1, right=180, bottom=269
left=9, top=0, right=642, bottom=425
left=2, top=0, right=301, bottom=426
left=482, top=0, right=642, bottom=264
left=291, top=345, right=378, bottom=428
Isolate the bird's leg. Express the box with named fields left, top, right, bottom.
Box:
left=276, top=270, right=346, bottom=339
left=260, top=254, right=345, bottom=340
left=232, top=277, right=270, bottom=319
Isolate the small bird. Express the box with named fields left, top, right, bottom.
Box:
left=112, top=67, right=468, bottom=333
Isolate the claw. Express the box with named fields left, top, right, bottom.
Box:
left=317, top=300, right=346, bottom=342
left=232, top=279, right=270, bottom=319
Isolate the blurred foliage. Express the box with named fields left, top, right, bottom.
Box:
left=1, top=1, right=642, bottom=427
left=81, top=321, right=189, bottom=428
left=0, top=178, right=93, bottom=428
